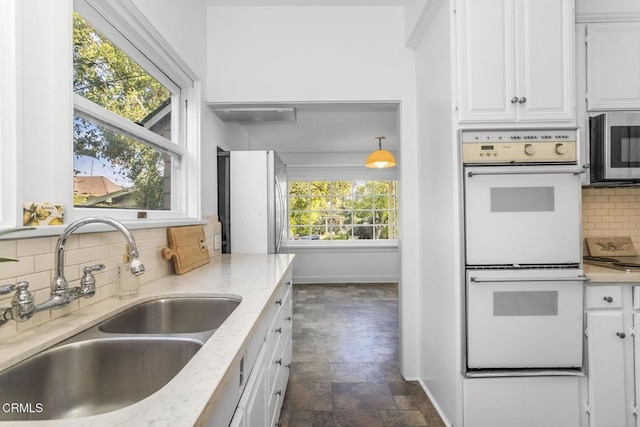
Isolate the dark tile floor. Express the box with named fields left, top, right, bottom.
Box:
left=278, top=284, right=445, bottom=427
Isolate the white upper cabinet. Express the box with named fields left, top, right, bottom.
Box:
left=456, top=0, right=575, bottom=123
left=587, top=23, right=640, bottom=111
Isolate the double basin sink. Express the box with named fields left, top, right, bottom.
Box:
left=0, top=296, right=240, bottom=421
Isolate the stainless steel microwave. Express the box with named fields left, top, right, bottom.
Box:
left=590, top=112, right=640, bottom=183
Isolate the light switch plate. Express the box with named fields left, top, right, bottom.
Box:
left=214, top=234, right=221, bottom=250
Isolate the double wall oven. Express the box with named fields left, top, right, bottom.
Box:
left=463, top=129, right=587, bottom=374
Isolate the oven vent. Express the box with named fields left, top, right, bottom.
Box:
left=210, top=107, right=296, bottom=123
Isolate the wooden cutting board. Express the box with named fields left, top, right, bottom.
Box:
left=585, top=236, right=637, bottom=257
left=161, top=225, right=210, bottom=275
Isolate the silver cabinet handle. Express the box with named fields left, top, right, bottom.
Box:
left=467, top=169, right=585, bottom=177
left=275, top=299, right=282, bottom=306
left=518, top=96, right=527, bottom=103
left=510, top=96, right=519, bottom=103
left=617, top=332, right=626, bottom=339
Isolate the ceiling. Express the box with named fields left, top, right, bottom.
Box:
left=211, top=102, right=399, bottom=154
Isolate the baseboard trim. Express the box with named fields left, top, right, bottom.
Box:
left=416, top=379, right=454, bottom=427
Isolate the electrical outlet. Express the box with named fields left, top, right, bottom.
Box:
left=214, top=234, right=221, bottom=250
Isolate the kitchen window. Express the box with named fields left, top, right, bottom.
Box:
left=72, top=1, right=198, bottom=221
left=288, top=180, right=398, bottom=241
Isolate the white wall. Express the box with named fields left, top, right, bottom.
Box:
left=20, top=0, right=72, bottom=209
left=206, top=5, right=420, bottom=377
left=206, top=6, right=414, bottom=103
left=284, top=248, right=399, bottom=284
left=415, top=1, right=462, bottom=426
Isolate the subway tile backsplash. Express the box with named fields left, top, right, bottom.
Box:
left=0, top=217, right=221, bottom=340
left=582, top=187, right=640, bottom=249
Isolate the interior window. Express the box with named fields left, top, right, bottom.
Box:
left=288, top=180, right=399, bottom=241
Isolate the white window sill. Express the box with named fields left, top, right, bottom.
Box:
left=281, top=240, right=398, bottom=253
left=0, top=218, right=208, bottom=240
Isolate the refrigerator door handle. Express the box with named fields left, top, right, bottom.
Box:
left=275, top=179, right=285, bottom=253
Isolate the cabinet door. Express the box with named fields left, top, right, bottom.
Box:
left=245, top=345, right=268, bottom=427
left=587, top=23, right=640, bottom=110
left=457, top=0, right=516, bottom=122
left=457, top=0, right=574, bottom=123
left=517, top=0, right=574, bottom=121
left=586, top=311, right=628, bottom=427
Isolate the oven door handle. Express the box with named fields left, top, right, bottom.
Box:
left=467, top=169, right=586, bottom=177
left=469, top=275, right=590, bottom=283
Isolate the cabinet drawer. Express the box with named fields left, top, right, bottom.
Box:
left=586, top=286, right=623, bottom=309
left=266, top=315, right=284, bottom=362
left=244, top=319, right=267, bottom=388
left=268, top=386, right=283, bottom=427
left=266, top=284, right=283, bottom=326
left=267, top=356, right=283, bottom=400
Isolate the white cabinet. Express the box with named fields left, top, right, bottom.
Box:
left=586, top=23, right=640, bottom=111
left=229, top=271, right=293, bottom=427
left=585, top=284, right=637, bottom=427
left=463, top=377, right=581, bottom=427
left=456, top=0, right=574, bottom=123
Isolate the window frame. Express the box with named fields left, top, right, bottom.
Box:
left=71, top=0, right=200, bottom=222
left=286, top=178, right=399, bottom=247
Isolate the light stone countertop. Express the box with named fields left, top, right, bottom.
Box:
left=584, top=263, right=640, bottom=284
left=0, top=253, right=295, bottom=426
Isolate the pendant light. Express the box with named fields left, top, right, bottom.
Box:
left=366, top=136, right=396, bottom=168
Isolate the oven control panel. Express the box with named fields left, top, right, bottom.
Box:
left=462, top=129, right=578, bottom=163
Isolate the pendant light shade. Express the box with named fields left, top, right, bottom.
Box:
left=366, top=136, right=396, bottom=168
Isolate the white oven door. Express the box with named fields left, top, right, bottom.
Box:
left=464, top=165, right=581, bottom=266
left=466, top=270, right=585, bottom=369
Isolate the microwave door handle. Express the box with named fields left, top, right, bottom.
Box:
left=467, top=169, right=586, bottom=178
left=470, top=276, right=590, bottom=283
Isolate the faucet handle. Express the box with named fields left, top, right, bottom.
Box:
left=84, top=264, right=105, bottom=274
left=10, top=282, right=34, bottom=322
left=79, top=264, right=104, bottom=299
left=0, top=284, right=16, bottom=295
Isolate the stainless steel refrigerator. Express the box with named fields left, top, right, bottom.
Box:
left=219, top=150, right=287, bottom=254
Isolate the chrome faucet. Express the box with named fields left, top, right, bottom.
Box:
left=36, top=217, right=145, bottom=312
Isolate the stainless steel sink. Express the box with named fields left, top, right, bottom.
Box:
left=99, top=297, right=241, bottom=334
left=0, top=295, right=241, bottom=420
left=0, top=337, right=202, bottom=421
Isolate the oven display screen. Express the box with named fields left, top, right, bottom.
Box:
left=481, top=145, right=494, bottom=150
